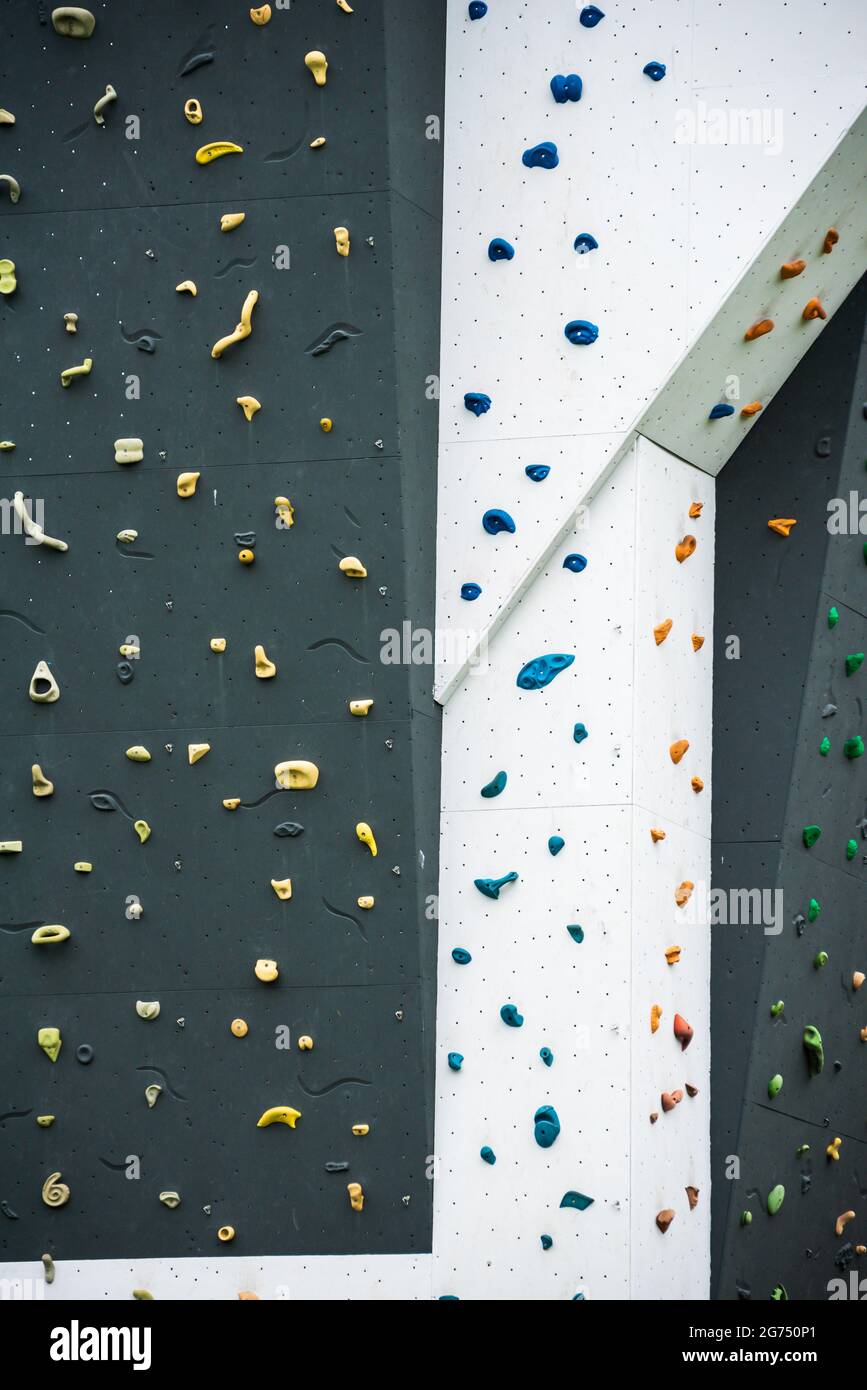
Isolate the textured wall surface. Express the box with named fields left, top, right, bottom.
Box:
left=0, top=0, right=444, bottom=1270
left=712, top=274, right=867, bottom=1300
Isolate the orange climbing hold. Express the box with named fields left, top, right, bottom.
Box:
left=861, top=1026, right=867, bottom=1043
left=656, top=1209, right=675, bottom=1234
left=674, top=881, right=694, bottom=907
left=852, top=972, right=864, bottom=990
left=669, top=739, right=689, bottom=764
left=780, top=259, right=806, bottom=279
left=665, top=946, right=682, bottom=965
left=675, top=535, right=696, bottom=563
left=685, top=1083, right=699, bottom=1098
left=673, top=1013, right=693, bottom=1050
left=768, top=518, right=797, bottom=537
left=651, top=1004, right=662, bottom=1033
left=691, top=776, right=704, bottom=793
left=661, top=1092, right=677, bottom=1113
left=686, top=1186, right=699, bottom=1211
left=741, top=401, right=763, bottom=417
left=802, top=297, right=826, bottom=321
left=835, top=1210, right=855, bottom=1236
left=691, top=634, right=704, bottom=652
left=744, top=318, right=774, bottom=342
left=654, top=619, right=673, bottom=645
left=650, top=827, right=667, bottom=843
left=688, top=502, right=703, bottom=519
left=822, top=228, right=839, bottom=254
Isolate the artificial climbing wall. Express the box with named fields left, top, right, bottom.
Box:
left=711, top=273, right=867, bottom=1300
left=0, top=0, right=445, bottom=1278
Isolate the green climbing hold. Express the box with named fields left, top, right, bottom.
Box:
left=771, top=1284, right=788, bottom=1301
left=844, top=736, right=864, bottom=759
left=808, top=898, right=820, bottom=922
left=803, top=1024, right=824, bottom=1074
left=768, top=1074, right=783, bottom=1099
left=846, top=839, right=857, bottom=860
left=740, top=1211, right=752, bottom=1226
left=845, top=652, right=864, bottom=676
left=767, top=1184, right=785, bottom=1216
left=802, top=825, right=821, bottom=848
left=795, top=1144, right=810, bottom=1157
left=770, top=1000, right=784, bottom=1017
left=828, top=606, right=839, bottom=628
left=819, top=736, right=831, bottom=756
left=813, top=951, right=828, bottom=968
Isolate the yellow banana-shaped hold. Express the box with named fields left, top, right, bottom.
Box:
left=212, top=290, right=259, bottom=359
left=356, top=822, right=377, bottom=856
left=195, top=141, right=244, bottom=165
left=257, top=1106, right=302, bottom=1129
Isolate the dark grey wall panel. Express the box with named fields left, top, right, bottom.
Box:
left=0, top=0, right=445, bottom=1262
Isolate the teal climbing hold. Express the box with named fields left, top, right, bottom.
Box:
left=448, top=1052, right=463, bottom=1071
left=768, top=1074, right=783, bottom=1099
left=548, top=835, right=565, bottom=855
left=452, top=947, right=472, bottom=965
left=567, top=924, right=584, bottom=943
left=573, top=723, right=588, bottom=744
left=828, top=606, right=839, bottom=628
left=560, top=1191, right=594, bottom=1211
left=500, top=1003, right=524, bottom=1028
left=533, top=1105, right=560, bottom=1148
left=844, top=736, right=864, bottom=759
left=517, top=653, right=574, bottom=689
left=480, top=1146, right=496, bottom=1165
left=845, top=652, right=864, bottom=675
left=803, top=1024, right=824, bottom=1074
left=808, top=898, right=820, bottom=922
left=767, top=1184, right=785, bottom=1216
left=709, top=403, right=735, bottom=420
left=846, top=838, right=857, bottom=860
left=819, top=736, right=831, bottom=756
left=540, top=1047, right=554, bottom=1067
left=481, top=770, right=507, bottom=798
left=474, top=871, right=518, bottom=899
left=802, top=825, right=822, bottom=848
left=540, top=1234, right=553, bottom=1250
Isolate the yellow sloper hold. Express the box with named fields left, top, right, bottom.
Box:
left=274, top=496, right=294, bottom=528
left=126, top=746, right=151, bottom=762
left=210, top=637, right=227, bottom=653
left=223, top=797, right=241, bottom=810
left=274, top=760, right=319, bottom=790
left=212, top=289, right=259, bottom=359
left=188, top=743, right=210, bottom=765
left=255, top=644, right=276, bottom=679
left=195, top=141, right=243, bottom=165
left=237, top=396, right=261, bottom=421
left=334, top=226, right=350, bottom=257
left=176, top=280, right=197, bottom=296
left=31, top=924, right=70, bottom=945
left=0, top=841, right=23, bottom=853
left=134, top=819, right=151, bottom=843
left=305, top=50, right=328, bottom=86
left=347, top=1182, right=364, bottom=1212
left=250, top=4, right=271, bottom=22
left=32, top=764, right=54, bottom=797
left=74, top=862, right=92, bottom=873
left=310, top=137, right=326, bottom=149
left=351, top=1124, right=369, bottom=1136
left=271, top=877, right=292, bottom=900
left=220, top=212, right=246, bottom=232
left=257, top=1106, right=301, bottom=1128
left=119, top=643, right=139, bottom=659
left=177, top=471, right=200, bottom=497
left=349, top=699, right=373, bottom=716
left=320, top=417, right=332, bottom=432
left=356, top=822, right=377, bottom=856
left=298, top=1035, right=313, bottom=1050
left=339, top=555, right=367, bottom=578
left=254, top=959, right=279, bottom=982
left=357, top=895, right=374, bottom=909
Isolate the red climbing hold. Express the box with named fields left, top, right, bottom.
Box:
left=673, top=1013, right=693, bottom=1050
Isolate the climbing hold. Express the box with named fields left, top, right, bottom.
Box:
left=827, top=1136, right=842, bottom=1161
left=38, top=1028, right=62, bottom=1063
left=650, top=828, right=666, bottom=843
left=238, top=548, right=255, bottom=566
left=175, top=280, right=197, bottom=296
left=184, top=99, right=203, bottom=125
left=768, top=518, right=797, bottom=537
left=135, top=1001, right=160, bottom=1020
left=564, top=320, right=599, bottom=346
left=560, top=1191, right=594, bottom=1211
left=525, top=465, right=550, bottom=481
left=853, top=972, right=865, bottom=990
left=14, top=493, right=68, bottom=551
left=744, top=319, right=774, bottom=341
left=349, top=699, right=374, bottom=716
left=305, top=50, right=328, bottom=85
left=133, top=820, right=151, bottom=844
left=768, top=1074, right=783, bottom=1099
left=356, top=822, right=378, bottom=856
left=51, top=7, right=95, bottom=37
left=651, top=1004, right=662, bottom=1033
left=93, top=85, right=117, bottom=125
left=347, top=1182, right=364, bottom=1211
left=500, top=1004, right=524, bottom=1028
left=339, top=555, right=368, bottom=577
left=822, top=228, right=839, bottom=254
left=741, top=401, right=763, bottom=417
left=836, top=1211, right=856, bottom=1236
left=808, top=899, right=820, bottom=922
left=42, top=1173, right=70, bottom=1207
left=482, top=509, right=516, bottom=535
left=802, top=298, right=826, bottom=321
left=254, top=960, right=279, bottom=983
left=257, top=1106, right=301, bottom=1129
left=480, top=1146, right=496, bottom=1165
left=29, top=661, right=60, bottom=704
left=237, top=396, right=261, bottom=422
left=145, top=1085, right=162, bottom=1108
left=334, top=226, right=350, bottom=257
left=673, top=1013, right=693, bottom=1049
left=0, top=174, right=20, bottom=203
left=541, top=1234, right=553, bottom=1250
left=550, top=74, right=582, bottom=103
left=780, top=259, right=806, bottom=279
left=176, top=471, right=201, bottom=500
left=468, top=0, right=487, bottom=15
left=31, top=925, right=70, bottom=946
left=567, top=925, right=585, bottom=943
left=803, top=1024, right=824, bottom=1074
left=675, top=881, right=694, bottom=907
left=271, top=877, right=293, bottom=900
left=844, top=736, right=864, bottom=759
left=159, top=1191, right=180, bottom=1208
left=0, top=841, right=22, bottom=853
left=563, top=553, right=588, bottom=572
left=274, top=497, right=295, bottom=528
left=802, top=824, right=821, bottom=848
left=217, top=1226, right=235, bottom=1242
left=675, top=536, right=696, bottom=563
left=580, top=4, right=605, bottom=24
left=114, top=438, right=144, bottom=465
left=274, top=761, right=319, bottom=789
left=534, top=1105, right=561, bottom=1148
left=691, top=634, right=705, bottom=652
left=126, top=746, right=151, bottom=762
left=319, top=418, right=333, bottom=434
left=188, top=743, right=210, bottom=765
left=740, top=1211, right=752, bottom=1226
left=41, top=1253, right=55, bottom=1285
left=643, top=62, right=666, bottom=81
left=460, top=583, right=482, bottom=604
left=32, top=765, right=54, bottom=797
left=573, top=233, right=598, bottom=254
left=212, top=289, right=258, bottom=359
left=298, top=1035, right=314, bottom=1050
left=357, top=896, right=374, bottom=909
left=654, top=619, right=673, bottom=645
left=60, top=357, right=92, bottom=387
left=767, top=1184, right=785, bottom=1215
left=351, top=1124, right=370, bottom=1137
left=480, top=771, right=507, bottom=798
left=828, top=606, right=840, bottom=629
left=708, top=403, right=734, bottom=420
left=230, top=1019, right=248, bottom=1037
left=522, top=142, right=559, bottom=170
left=516, top=653, right=574, bottom=690
left=195, top=142, right=244, bottom=166
left=686, top=1186, right=699, bottom=1211
left=220, top=213, right=246, bottom=233
left=73, top=862, right=91, bottom=874
left=464, top=391, right=491, bottom=417
left=250, top=4, right=271, bottom=22
left=540, top=1048, right=554, bottom=1067
left=274, top=821, right=304, bottom=836
left=488, top=238, right=514, bottom=262
left=475, top=871, right=518, bottom=899
left=117, top=529, right=137, bottom=544
left=669, top=739, right=689, bottom=764
left=254, top=645, right=276, bottom=679
left=770, top=1001, right=784, bottom=1017
left=0, top=259, right=16, bottom=295
left=548, top=835, right=565, bottom=855
left=845, top=652, right=864, bottom=676
left=656, top=1209, right=675, bottom=1233
left=847, top=837, right=858, bottom=859
left=448, top=1052, right=463, bottom=1071
left=573, top=723, right=588, bottom=744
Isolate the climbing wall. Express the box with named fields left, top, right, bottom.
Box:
left=711, top=273, right=867, bottom=1301
left=0, top=0, right=444, bottom=1280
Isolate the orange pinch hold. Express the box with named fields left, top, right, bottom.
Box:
left=665, top=946, right=682, bottom=965
left=802, top=297, right=826, bottom=321
left=669, top=739, right=689, bottom=765
left=822, top=228, right=839, bottom=254
left=686, top=1185, right=699, bottom=1211
left=674, top=881, right=694, bottom=907
left=688, top=502, right=703, bottom=519
left=744, top=318, right=774, bottom=342
left=671, top=1089, right=684, bottom=1104
left=768, top=517, right=797, bottom=537
left=650, top=827, right=667, bottom=843
left=675, top=535, right=696, bottom=564
left=673, top=1012, right=693, bottom=1050
left=780, top=259, right=806, bottom=279
left=691, top=776, right=704, bottom=793
left=661, top=1091, right=677, bottom=1113
left=691, top=634, right=705, bottom=652
left=651, top=1003, right=662, bottom=1033
left=741, top=401, right=763, bottom=417
left=654, top=618, right=673, bottom=645
left=656, top=1208, right=675, bottom=1234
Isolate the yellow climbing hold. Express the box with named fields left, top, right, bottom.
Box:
left=653, top=619, right=672, bottom=645
left=176, top=472, right=200, bottom=498
left=357, top=895, right=374, bottom=909
left=188, top=743, right=210, bottom=765
left=210, top=637, right=227, bottom=653
left=257, top=1106, right=301, bottom=1129
left=221, top=212, right=246, bottom=232
left=118, top=643, right=140, bottom=659
left=231, top=1018, right=248, bottom=1037
left=320, top=417, right=333, bottom=432
left=274, top=760, right=319, bottom=790
left=114, top=438, right=143, bottom=464
left=298, top=1035, right=314, bottom=1050
left=768, top=517, right=797, bottom=537
left=0, top=841, right=23, bottom=853
left=349, top=699, right=373, bottom=716
left=126, top=746, right=151, bottom=762
left=32, top=764, right=54, bottom=797
left=271, top=877, right=293, bottom=900
left=73, top=862, right=92, bottom=873
left=356, top=821, right=377, bottom=856
left=254, top=644, right=277, bottom=679
left=223, top=797, right=241, bottom=810
left=60, top=357, right=92, bottom=387
left=237, top=396, right=261, bottom=421
left=36, top=1116, right=55, bottom=1127
left=238, top=548, right=255, bottom=564
left=217, top=1226, right=235, bottom=1242
left=184, top=98, right=203, bottom=125
left=134, top=819, right=151, bottom=844
left=254, top=959, right=279, bottom=982
left=250, top=4, right=271, bottom=22
left=339, top=556, right=367, bottom=578
left=212, top=289, right=259, bottom=359
left=650, top=1004, right=662, bottom=1033
left=38, top=1027, right=62, bottom=1063
left=195, top=141, right=243, bottom=165
left=310, top=137, right=326, bottom=149
left=275, top=496, right=294, bottom=528
left=351, top=1124, right=369, bottom=1136
left=827, top=1136, right=842, bottom=1161
left=347, top=1182, right=364, bottom=1212
left=337, top=0, right=354, bottom=10
left=334, top=226, right=350, bottom=257
left=31, top=924, right=70, bottom=946
left=0, top=259, right=17, bottom=294
left=175, top=280, right=197, bottom=296
left=305, top=50, right=328, bottom=86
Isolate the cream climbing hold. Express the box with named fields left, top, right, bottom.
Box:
left=42, top=1172, right=70, bottom=1207
left=184, top=99, right=203, bottom=125
left=60, top=357, right=92, bottom=387
left=352, top=1124, right=369, bottom=1136
left=36, top=1116, right=55, bottom=1127
left=223, top=797, right=241, bottom=810
left=63, top=312, right=78, bottom=333
left=250, top=4, right=272, bottom=22
left=135, top=1001, right=160, bottom=1020
left=38, top=1027, right=62, bottom=1062
left=73, top=862, right=92, bottom=873
left=274, top=496, right=294, bottom=528
left=349, top=699, right=374, bottom=716
left=177, top=472, right=200, bottom=498
left=310, top=137, right=326, bottom=149
left=305, top=51, right=328, bottom=86
left=274, top=760, right=319, bottom=790
left=211, top=289, right=258, bottom=358
left=347, top=1182, right=364, bottom=1211
left=836, top=1210, right=856, bottom=1236
left=210, top=638, right=227, bottom=653
left=51, top=7, right=95, bottom=37
left=334, top=226, right=350, bottom=257
left=0, top=175, right=21, bottom=203
left=14, top=493, right=68, bottom=551
left=195, top=142, right=244, bottom=165
left=32, top=765, right=54, bottom=797
left=134, top=820, right=151, bottom=843
left=254, top=644, right=277, bottom=679
left=31, top=924, right=70, bottom=945
left=339, top=556, right=367, bottom=578
left=175, top=280, right=197, bottom=296
left=220, top=212, right=246, bottom=232
left=188, top=743, right=210, bottom=764
left=0, top=841, right=22, bottom=853
left=93, top=85, right=117, bottom=125
left=356, top=822, right=377, bottom=856
left=159, top=1191, right=181, bottom=1208
left=237, top=396, right=261, bottom=421
left=114, top=438, right=143, bottom=464
left=357, top=895, right=374, bottom=909
left=257, top=1106, right=301, bottom=1128
left=29, top=661, right=60, bottom=704
left=337, top=0, right=354, bottom=10
left=145, top=1085, right=162, bottom=1108
left=0, top=110, right=15, bottom=125
left=271, top=877, right=293, bottom=900
left=298, top=1035, right=314, bottom=1050
left=255, top=959, right=279, bottom=982
left=217, top=1226, right=235, bottom=1242
left=126, top=745, right=151, bottom=762
left=117, top=529, right=138, bottom=544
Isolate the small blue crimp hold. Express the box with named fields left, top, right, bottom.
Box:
left=541, top=1234, right=553, bottom=1250
left=461, top=581, right=482, bottom=601
left=550, top=73, right=582, bottom=104
left=579, top=5, right=605, bottom=26
left=567, top=924, right=584, bottom=943
left=563, top=553, right=587, bottom=572
left=480, top=1145, right=496, bottom=1164
left=565, top=319, right=599, bottom=345
left=517, top=653, right=574, bottom=690
left=452, top=947, right=472, bottom=965
left=573, top=723, right=588, bottom=744
left=481, top=770, right=507, bottom=798
left=540, top=1046, right=554, bottom=1067
left=464, top=391, right=491, bottom=416
left=475, top=871, right=519, bottom=900
left=482, top=508, right=516, bottom=535
left=500, top=1003, right=524, bottom=1028
left=522, top=141, right=559, bottom=170
left=488, top=237, right=515, bottom=261
left=560, top=1190, right=594, bottom=1211
left=548, top=835, right=565, bottom=856
left=643, top=61, right=666, bottom=81
left=573, top=232, right=598, bottom=254
left=468, top=1, right=487, bottom=17
left=534, top=1105, right=561, bottom=1148
left=708, top=402, right=735, bottom=420
left=525, top=464, right=550, bottom=482
left=448, top=1051, right=464, bottom=1071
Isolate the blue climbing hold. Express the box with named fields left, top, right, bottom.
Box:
left=563, top=553, right=588, bottom=573
left=480, top=1145, right=496, bottom=1165
left=560, top=1190, right=594, bottom=1211
left=522, top=141, right=559, bottom=170
left=548, top=835, right=565, bottom=856
left=573, top=232, right=599, bottom=254
left=534, top=1105, right=561, bottom=1148
left=565, top=319, right=599, bottom=345
left=550, top=74, right=583, bottom=104
left=468, top=0, right=487, bottom=16
left=464, top=391, right=491, bottom=416
left=488, top=237, right=515, bottom=261
left=517, top=653, right=574, bottom=690
left=540, top=1046, right=554, bottom=1067
left=541, top=1234, right=553, bottom=1250
left=708, top=402, right=735, bottom=420
left=500, top=1003, right=524, bottom=1028
left=643, top=61, right=666, bottom=81
left=525, top=464, right=550, bottom=482
left=448, top=1052, right=464, bottom=1071
left=461, top=582, right=482, bottom=601
left=567, top=924, right=585, bottom=944
left=481, top=770, right=507, bottom=798
left=579, top=5, right=605, bottom=26
left=482, top=508, right=516, bottom=535
left=439, top=1295, right=460, bottom=1300
left=573, top=723, right=588, bottom=744
left=451, top=947, right=472, bottom=965
left=475, top=871, right=519, bottom=899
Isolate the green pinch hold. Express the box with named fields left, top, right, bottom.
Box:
left=819, top=736, right=831, bottom=756
left=480, top=770, right=507, bottom=798
left=844, top=736, right=864, bottom=759
left=813, top=951, right=828, bottom=969
left=828, top=606, right=839, bottom=628
left=808, top=898, right=820, bottom=922
left=803, top=1024, right=824, bottom=1074
left=768, top=1074, right=783, bottom=1099
left=802, top=824, right=821, bottom=848
left=846, top=839, right=858, bottom=860
left=740, top=1211, right=752, bottom=1226
left=770, top=1000, right=784, bottom=1017
left=845, top=652, right=864, bottom=676
left=560, top=1190, right=594, bottom=1211
left=767, top=1184, right=785, bottom=1216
